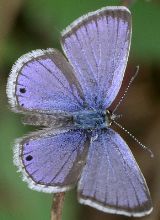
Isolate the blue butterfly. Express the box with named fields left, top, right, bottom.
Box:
left=7, top=6, right=152, bottom=217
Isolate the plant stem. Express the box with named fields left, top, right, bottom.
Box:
left=51, top=193, right=65, bottom=220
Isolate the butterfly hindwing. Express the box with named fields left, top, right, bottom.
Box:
left=7, top=49, right=84, bottom=114
left=78, top=128, right=152, bottom=217
left=14, top=128, right=89, bottom=193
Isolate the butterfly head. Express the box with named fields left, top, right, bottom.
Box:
left=105, top=109, right=122, bottom=127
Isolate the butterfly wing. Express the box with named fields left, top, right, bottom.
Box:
left=14, top=128, right=89, bottom=192
left=7, top=49, right=84, bottom=114
left=78, top=128, right=152, bottom=217
left=61, top=6, right=131, bottom=109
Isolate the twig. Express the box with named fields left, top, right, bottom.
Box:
left=51, top=193, right=65, bottom=220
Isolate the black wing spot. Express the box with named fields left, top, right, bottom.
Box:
left=26, top=155, right=33, bottom=161
left=20, top=88, right=26, bottom=93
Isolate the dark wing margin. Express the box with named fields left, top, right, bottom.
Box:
left=78, top=128, right=152, bottom=217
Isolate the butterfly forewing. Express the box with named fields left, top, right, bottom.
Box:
left=61, top=6, right=131, bottom=109
left=78, top=128, right=152, bottom=217
left=15, top=128, right=89, bottom=193
left=7, top=49, right=84, bottom=113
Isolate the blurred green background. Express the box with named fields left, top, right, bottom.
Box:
left=0, top=0, right=160, bottom=220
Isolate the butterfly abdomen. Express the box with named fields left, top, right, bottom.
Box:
left=22, top=112, right=73, bottom=127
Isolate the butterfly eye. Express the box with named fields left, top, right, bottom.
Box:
left=25, top=155, right=33, bottom=161
left=20, top=88, right=26, bottom=93
left=106, top=109, right=112, bottom=117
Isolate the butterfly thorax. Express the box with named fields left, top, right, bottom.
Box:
left=73, top=110, right=112, bottom=130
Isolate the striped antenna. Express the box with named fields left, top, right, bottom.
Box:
left=112, top=120, right=154, bottom=158
left=113, top=66, right=139, bottom=114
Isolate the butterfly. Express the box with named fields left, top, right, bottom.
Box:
left=7, top=6, right=152, bottom=217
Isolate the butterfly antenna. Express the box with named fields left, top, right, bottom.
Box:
left=112, top=120, right=154, bottom=158
left=113, top=66, right=139, bottom=114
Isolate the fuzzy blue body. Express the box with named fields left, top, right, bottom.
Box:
left=73, top=110, right=110, bottom=129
